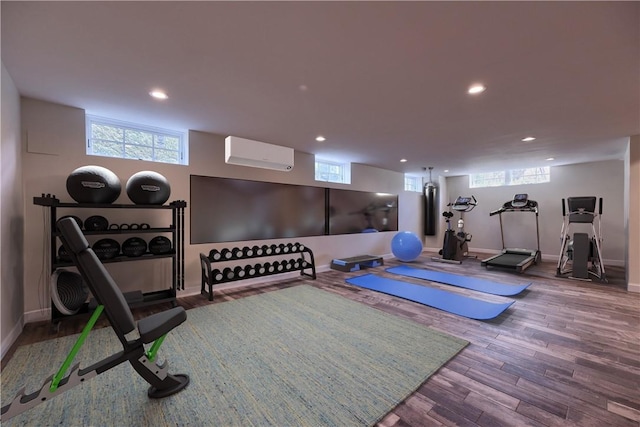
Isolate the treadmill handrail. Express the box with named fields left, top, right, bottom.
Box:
left=490, top=205, right=538, bottom=216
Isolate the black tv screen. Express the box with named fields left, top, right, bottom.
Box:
left=190, top=175, right=326, bottom=244
left=328, top=189, right=398, bottom=234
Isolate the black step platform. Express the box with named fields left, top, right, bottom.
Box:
left=330, top=255, right=384, bottom=272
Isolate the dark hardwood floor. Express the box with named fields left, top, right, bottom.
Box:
left=3, top=252, right=639, bottom=426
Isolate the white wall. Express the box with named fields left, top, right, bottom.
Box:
left=16, top=96, right=639, bottom=329
left=1, top=63, right=24, bottom=358
left=20, top=98, right=416, bottom=320
left=626, top=136, right=640, bottom=292
left=443, top=161, right=626, bottom=264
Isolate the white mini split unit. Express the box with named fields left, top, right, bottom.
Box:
left=225, top=136, right=294, bottom=172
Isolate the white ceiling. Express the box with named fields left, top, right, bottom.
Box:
left=2, top=1, right=638, bottom=178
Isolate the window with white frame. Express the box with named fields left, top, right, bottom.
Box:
left=86, top=115, right=188, bottom=165
left=404, top=175, right=422, bottom=192
left=314, top=158, right=351, bottom=184
left=470, top=166, right=550, bottom=188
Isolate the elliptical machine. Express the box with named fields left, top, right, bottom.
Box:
left=556, top=196, right=606, bottom=282
left=432, top=196, right=477, bottom=264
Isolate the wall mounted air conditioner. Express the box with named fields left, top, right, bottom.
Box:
left=225, top=136, right=294, bottom=172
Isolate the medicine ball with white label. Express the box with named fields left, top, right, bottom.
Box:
left=84, top=215, right=109, bottom=231
left=126, top=171, right=171, bottom=205
left=66, top=165, right=121, bottom=204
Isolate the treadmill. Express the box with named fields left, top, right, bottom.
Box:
left=481, top=194, right=541, bottom=273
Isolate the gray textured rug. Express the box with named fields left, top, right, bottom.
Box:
left=2, top=285, right=467, bottom=426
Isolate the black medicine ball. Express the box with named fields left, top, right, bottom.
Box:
left=58, top=245, right=71, bottom=262
left=66, top=165, right=121, bottom=204
left=126, top=171, right=171, bottom=205
left=148, top=236, right=172, bottom=255
left=122, top=237, right=147, bottom=257
left=92, top=238, right=121, bottom=260
left=84, top=215, right=109, bottom=231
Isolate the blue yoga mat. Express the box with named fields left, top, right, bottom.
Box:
left=346, top=274, right=514, bottom=320
left=386, top=265, right=531, bottom=296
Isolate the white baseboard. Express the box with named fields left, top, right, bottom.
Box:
left=24, top=307, right=51, bottom=323
left=628, top=282, right=640, bottom=293
left=1, top=314, right=24, bottom=361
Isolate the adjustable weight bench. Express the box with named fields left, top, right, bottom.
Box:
left=1, top=217, right=189, bottom=421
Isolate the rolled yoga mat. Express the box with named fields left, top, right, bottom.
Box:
left=386, top=265, right=531, bottom=296
left=346, top=274, right=514, bottom=320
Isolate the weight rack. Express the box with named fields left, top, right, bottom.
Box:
left=199, top=243, right=316, bottom=301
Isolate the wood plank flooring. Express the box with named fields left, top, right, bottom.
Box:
left=3, top=252, right=639, bottom=426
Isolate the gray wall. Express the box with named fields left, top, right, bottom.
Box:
left=442, top=161, right=626, bottom=263
left=1, top=62, right=24, bottom=358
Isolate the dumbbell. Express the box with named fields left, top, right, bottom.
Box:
left=234, top=266, right=246, bottom=279
left=211, top=268, right=224, bottom=282
left=209, top=249, right=222, bottom=261
left=243, top=246, right=254, bottom=257
left=244, top=264, right=256, bottom=277
left=222, top=267, right=235, bottom=281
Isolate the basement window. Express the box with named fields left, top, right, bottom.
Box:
left=404, top=175, right=422, bottom=192
left=315, top=158, right=351, bottom=184
left=86, top=115, right=188, bottom=165
left=470, top=166, right=550, bottom=188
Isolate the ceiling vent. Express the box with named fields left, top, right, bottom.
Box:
left=225, top=136, right=294, bottom=172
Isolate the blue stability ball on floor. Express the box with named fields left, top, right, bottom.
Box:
left=391, top=231, right=423, bottom=262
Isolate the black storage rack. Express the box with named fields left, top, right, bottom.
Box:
left=34, top=195, right=186, bottom=325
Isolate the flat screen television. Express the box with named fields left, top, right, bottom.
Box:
left=190, top=175, right=326, bottom=244
left=328, top=189, right=398, bottom=235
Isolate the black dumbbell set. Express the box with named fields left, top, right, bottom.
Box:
left=199, top=243, right=317, bottom=301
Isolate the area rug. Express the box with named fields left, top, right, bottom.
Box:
left=1, top=285, right=467, bottom=426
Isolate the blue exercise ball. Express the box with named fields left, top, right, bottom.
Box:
left=391, top=231, right=423, bottom=262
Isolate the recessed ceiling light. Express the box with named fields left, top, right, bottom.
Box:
left=546, top=157, right=555, bottom=161
left=468, top=84, right=486, bottom=95
left=149, top=90, right=168, bottom=100
left=315, top=136, right=326, bottom=142
left=444, top=169, right=449, bottom=173
left=522, top=136, right=536, bottom=142
left=400, top=159, right=407, bottom=163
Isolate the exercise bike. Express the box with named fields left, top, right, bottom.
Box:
left=432, top=196, right=477, bottom=264
left=556, top=196, right=607, bottom=282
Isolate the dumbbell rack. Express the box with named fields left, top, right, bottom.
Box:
left=200, top=243, right=316, bottom=301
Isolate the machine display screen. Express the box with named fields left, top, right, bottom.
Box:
left=511, top=194, right=529, bottom=207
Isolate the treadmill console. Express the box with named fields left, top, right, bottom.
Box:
left=491, top=194, right=538, bottom=215
left=511, top=194, right=528, bottom=208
